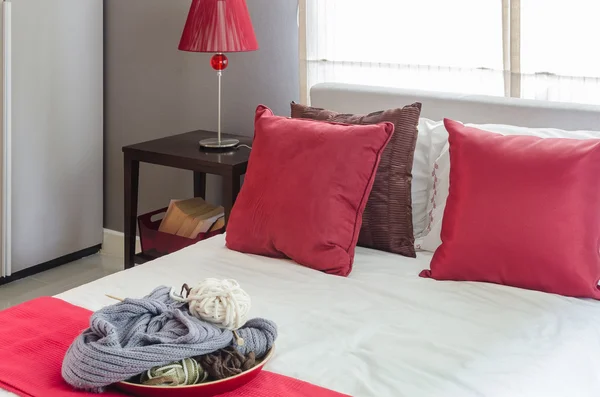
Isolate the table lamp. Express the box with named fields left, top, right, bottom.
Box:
left=179, top=0, right=259, bottom=149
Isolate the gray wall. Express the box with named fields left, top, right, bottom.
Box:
left=104, top=0, right=299, bottom=231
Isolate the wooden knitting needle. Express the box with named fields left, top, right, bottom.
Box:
left=105, top=294, right=124, bottom=302
left=233, top=331, right=245, bottom=346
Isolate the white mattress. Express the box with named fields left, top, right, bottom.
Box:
left=4, top=234, right=600, bottom=397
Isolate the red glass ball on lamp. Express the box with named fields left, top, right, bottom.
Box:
left=210, top=53, right=229, bottom=71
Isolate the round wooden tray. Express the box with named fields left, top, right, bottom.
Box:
left=115, top=348, right=274, bottom=397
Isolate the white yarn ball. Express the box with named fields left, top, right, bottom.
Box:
left=171, top=278, right=251, bottom=330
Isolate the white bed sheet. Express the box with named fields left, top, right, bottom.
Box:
left=4, top=235, right=600, bottom=397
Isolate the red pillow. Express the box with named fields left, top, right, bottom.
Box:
left=226, top=105, right=394, bottom=276
left=420, top=119, right=600, bottom=299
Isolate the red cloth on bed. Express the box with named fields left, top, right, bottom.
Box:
left=0, top=297, right=349, bottom=397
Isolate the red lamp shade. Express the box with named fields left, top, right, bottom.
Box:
left=179, top=0, right=259, bottom=54
left=179, top=0, right=257, bottom=148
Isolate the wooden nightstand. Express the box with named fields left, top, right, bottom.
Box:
left=122, top=130, right=251, bottom=269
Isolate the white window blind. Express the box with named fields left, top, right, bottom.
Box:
left=519, top=0, right=600, bottom=103
left=300, top=0, right=600, bottom=105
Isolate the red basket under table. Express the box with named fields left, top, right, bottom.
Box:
left=138, top=207, right=224, bottom=259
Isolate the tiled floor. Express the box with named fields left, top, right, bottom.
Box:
left=0, top=254, right=123, bottom=310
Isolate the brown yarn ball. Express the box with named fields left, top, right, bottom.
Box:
left=198, top=348, right=256, bottom=380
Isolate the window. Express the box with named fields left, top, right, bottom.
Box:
left=299, top=0, right=600, bottom=105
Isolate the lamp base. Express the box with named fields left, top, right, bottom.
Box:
left=199, top=138, right=240, bottom=150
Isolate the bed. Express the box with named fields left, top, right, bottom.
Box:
left=4, top=235, right=600, bottom=397
left=4, top=83, right=600, bottom=397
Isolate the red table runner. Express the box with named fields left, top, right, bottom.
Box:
left=0, top=297, right=349, bottom=397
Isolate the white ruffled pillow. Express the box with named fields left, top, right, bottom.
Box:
left=411, top=118, right=448, bottom=238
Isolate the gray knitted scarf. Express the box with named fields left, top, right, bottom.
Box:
left=62, top=286, right=277, bottom=392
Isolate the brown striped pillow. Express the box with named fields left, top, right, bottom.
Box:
left=291, top=102, right=422, bottom=258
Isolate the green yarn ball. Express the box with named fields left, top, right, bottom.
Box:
left=140, top=358, right=208, bottom=387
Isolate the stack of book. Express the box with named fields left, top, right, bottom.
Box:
left=158, top=197, right=225, bottom=239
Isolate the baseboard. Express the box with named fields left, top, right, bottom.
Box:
left=0, top=245, right=102, bottom=286
left=101, top=229, right=141, bottom=258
